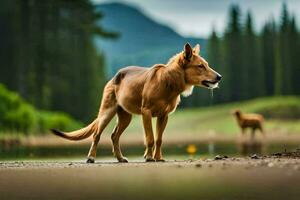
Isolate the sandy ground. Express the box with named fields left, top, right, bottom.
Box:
left=1, top=157, right=300, bottom=200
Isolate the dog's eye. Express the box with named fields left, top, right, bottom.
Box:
left=198, top=64, right=205, bottom=69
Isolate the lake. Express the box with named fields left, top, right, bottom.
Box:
left=1, top=140, right=299, bottom=161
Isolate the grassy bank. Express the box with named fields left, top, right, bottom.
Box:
left=103, top=96, right=300, bottom=137
left=1, top=96, right=300, bottom=144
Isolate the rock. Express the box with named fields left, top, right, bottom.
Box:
left=214, top=155, right=228, bottom=160
left=273, top=152, right=282, bottom=157
left=195, top=163, right=202, bottom=168
left=214, top=155, right=223, bottom=160
left=251, top=154, right=259, bottom=159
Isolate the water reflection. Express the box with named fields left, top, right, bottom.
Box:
left=208, top=142, right=215, bottom=155
left=0, top=140, right=299, bottom=160
left=237, top=140, right=265, bottom=155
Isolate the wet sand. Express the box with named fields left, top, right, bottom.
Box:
left=1, top=157, right=300, bottom=200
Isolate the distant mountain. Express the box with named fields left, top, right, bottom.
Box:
left=95, top=3, right=206, bottom=77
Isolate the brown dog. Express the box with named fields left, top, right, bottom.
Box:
left=51, top=43, right=222, bottom=163
left=232, top=110, right=265, bottom=139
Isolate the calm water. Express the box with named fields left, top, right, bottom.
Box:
left=1, top=141, right=299, bottom=161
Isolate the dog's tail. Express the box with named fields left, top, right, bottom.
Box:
left=51, top=118, right=99, bottom=141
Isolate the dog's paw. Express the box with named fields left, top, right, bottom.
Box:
left=86, top=157, right=95, bottom=163
left=155, top=158, right=166, bottom=162
left=145, top=157, right=155, bottom=162
left=118, top=157, right=128, bottom=163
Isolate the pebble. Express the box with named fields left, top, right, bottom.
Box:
left=195, top=163, right=202, bottom=168
left=268, top=162, right=274, bottom=168
left=251, top=154, right=259, bottom=159
left=214, top=155, right=223, bottom=160
left=214, top=155, right=228, bottom=160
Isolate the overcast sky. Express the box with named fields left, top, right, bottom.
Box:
left=92, top=0, right=300, bottom=38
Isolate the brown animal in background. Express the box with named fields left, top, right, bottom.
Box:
left=232, top=110, right=265, bottom=139
left=51, top=43, right=222, bottom=163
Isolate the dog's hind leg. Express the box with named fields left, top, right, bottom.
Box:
left=251, top=128, right=256, bottom=140
left=86, top=107, right=117, bottom=163
left=259, top=125, right=265, bottom=138
left=86, top=84, right=117, bottom=163
left=111, top=107, right=132, bottom=162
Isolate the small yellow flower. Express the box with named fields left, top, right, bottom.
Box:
left=186, top=144, right=197, bottom=154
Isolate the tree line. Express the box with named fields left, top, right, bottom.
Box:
left=0, top=0, right=117, bottom=122
left=206, top=3, right=300, bottom=104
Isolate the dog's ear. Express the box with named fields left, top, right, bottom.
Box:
left=184, top=43, right=193, bottom=61
left=193, top=44, right=200, bottom=55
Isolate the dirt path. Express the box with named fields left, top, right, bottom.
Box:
left=1, top=157, right=300, bottom=200
left=1, top=157, right=300, bottom=169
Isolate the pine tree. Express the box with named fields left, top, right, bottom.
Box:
left=223, top=5, right=243, bottom=101
left=288, top=15, right=299, bottom=95
left=243, top=11, right=264, bottom=99
left=207, top=27, right=224, bottom=103
left=276, top=3, right=291, bottom=95
left=261, top=19, right=276, bottom=95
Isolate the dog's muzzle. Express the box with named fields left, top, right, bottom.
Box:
left=202, top=80, right=219, bottom=89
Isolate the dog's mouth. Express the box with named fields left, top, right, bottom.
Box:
left=202, top=80, right=219, bottom=89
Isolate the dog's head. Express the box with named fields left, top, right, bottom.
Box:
left=232, top=109, right=241, bottom=117
left=181, top=43, right=221, bottom=89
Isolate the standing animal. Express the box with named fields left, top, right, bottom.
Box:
left=51, top=43, right=222, bottom=163
left=232, top=110, right=265, bottom=139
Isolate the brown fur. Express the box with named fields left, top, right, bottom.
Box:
left=51, top=43, right=221, bottom=163
left=232, top=110, right=265, bottom=139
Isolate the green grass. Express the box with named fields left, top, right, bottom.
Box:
left=103, top=96, right=300, bottom=137
left=1, top=96, right=300, bottom=140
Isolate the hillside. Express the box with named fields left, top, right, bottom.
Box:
left=95, top=3, right=206, bottom=77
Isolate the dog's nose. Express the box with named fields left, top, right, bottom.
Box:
left=216, top=74, right=222, bottom=81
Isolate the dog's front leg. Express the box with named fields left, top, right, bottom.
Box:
left=142, top=108, right=155, bottom=162
left=154, top=115, right=168, bottom=162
